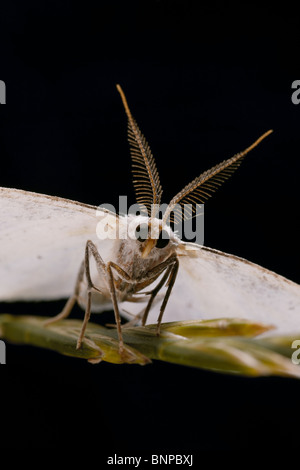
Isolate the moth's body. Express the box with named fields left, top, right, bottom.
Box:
left=0, top=85, right=299, bottom=353
left=76, top=215, right=179, bottom=314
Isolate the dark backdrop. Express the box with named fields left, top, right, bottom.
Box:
left=0, top=0, right=300, bottom=455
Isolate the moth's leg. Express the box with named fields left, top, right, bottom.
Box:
left=76, top=290, right=92, bottom=350
left=77, top=252, right=132, bottom=353
left=129, top=254, right=178, bottom=330
left=108, top=303, right=147, bottom=329
left=155, top=257, right=179, bottom=335
left=141, top=264, right=174, bottom=327
left=106, top=261, right=140, bottom=352
left=76, top=240, right=106, bottom=350
left=105, top=297, right=154, bottom=328
left=118, top=254, right=179, bottom=330
left=118, top=310, right=145, bottom=328
left=84, top=255, right=177, bottom=351
left=43, top=261, right=85, bottom=326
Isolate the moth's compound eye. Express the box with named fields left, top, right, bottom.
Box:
left=135, top=224, right=149, bottom=242
left=156, top=230, right=169, bottom=249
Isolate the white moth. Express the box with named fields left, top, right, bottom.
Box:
left=0, top=85, right=299, bottom=354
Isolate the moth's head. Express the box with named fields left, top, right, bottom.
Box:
left=132, top=216, right=177, bottom=259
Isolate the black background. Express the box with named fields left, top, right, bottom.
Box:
left=1, top=0, right=300, bottom=454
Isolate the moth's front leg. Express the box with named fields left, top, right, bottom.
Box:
left=120, top=255, right=179, bottom=333
left=140, top=255, right=179, bottom=334
left=76, top=240, right=107, bottom=350
left=45, top=239, right=108, bottom=349
left=121, top=267, right=173, bottom=329
left=77, top=242, right=131, bottom=353
left=155, top=257, right=179, bottom=334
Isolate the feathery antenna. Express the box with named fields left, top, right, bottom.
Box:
left=163, top=129, right=273, bottom=225
left=116, top=84, right=162, bottom=219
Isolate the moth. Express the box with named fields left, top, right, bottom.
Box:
left=0, top=85, right=299, bottom=354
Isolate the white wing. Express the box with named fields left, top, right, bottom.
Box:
left=2, top=188, right=299, bottom=336
left=0, top=187, right=118, bottom=301
left=142, top=243, right=300, bottom=336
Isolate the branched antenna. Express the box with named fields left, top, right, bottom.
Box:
left=163, top=130, right=273, bottom=225
left=116, top=84, right=162, bottom=219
